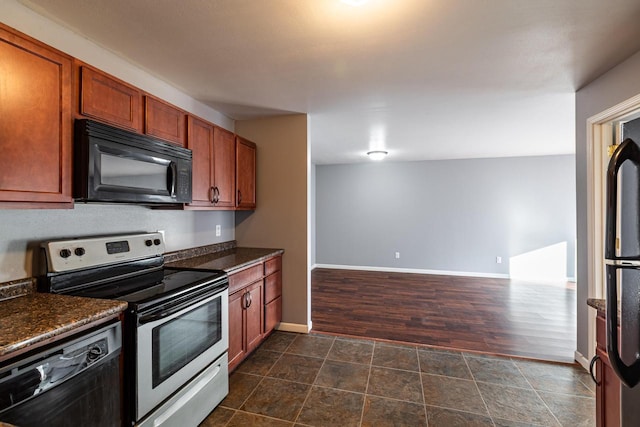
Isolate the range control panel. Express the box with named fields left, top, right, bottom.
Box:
left=43, top=232, right=165, bottom=273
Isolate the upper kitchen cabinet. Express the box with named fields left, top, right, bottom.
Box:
left=186, top=117, right=235, bottom=209
left=213, top=126, right=236, bottom=208
left=144, top=96, right=186, bottom=147
left=0, top=24, right=73, bottom=208
left=236, top=136, right=256, bottom=210
left=79, top=65, right=143, bottom=132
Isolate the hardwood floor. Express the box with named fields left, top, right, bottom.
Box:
left=311, top=268, right=577, bottom=363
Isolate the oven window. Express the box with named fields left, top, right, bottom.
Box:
left=151, top=297, right=222, bottom=388
left=100, top=153, right=168, bottom=190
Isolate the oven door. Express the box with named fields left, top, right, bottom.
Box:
left=135, top=288, right=228, bottom=420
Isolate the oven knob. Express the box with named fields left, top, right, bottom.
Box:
left=153, top=239, right=161, bottom=246
left=74, top=247, right=86, bottom=257
left=59, top=249, right=71, bottom=258
left=145, top=239, right=153, bottom=247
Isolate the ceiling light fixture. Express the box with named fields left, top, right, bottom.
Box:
left=367, top=150, right=388, bottom=160
left=341, top=0, right=369, bottom=6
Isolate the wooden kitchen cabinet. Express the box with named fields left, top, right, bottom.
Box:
left=0, top=24, right=73, bottom=208
left=236, top=136, right=257, bottom=210
left=228, top=268, right=264, bottom=371
left=213, top=126, right=236, bottom=208
left=227, top=254, right=283, bottom=371
left=264, top=257, right=283, bottom=334
left=79, top=65, right=143, bottom=132
left=186, top=117, right=236, bottom=209
left=144, top=96, right=186, bottom=146
left=594, top=313, right=621, bottom=427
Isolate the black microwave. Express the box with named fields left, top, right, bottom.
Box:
left=74, top=119, right=192, bottom=204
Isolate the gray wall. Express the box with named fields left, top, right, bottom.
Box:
left=0, top=205, right=234, bottom=282
left=316, top=155, right=576, bottom=277
left=310, top=164, right=316, bottom=266
left=575, top=49, right=640, bottom=358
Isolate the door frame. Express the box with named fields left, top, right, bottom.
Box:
left=585, top=93, right=640, bottom=364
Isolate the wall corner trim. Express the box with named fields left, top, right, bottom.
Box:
left=277, top=322, right=312, bottom=334
left=574, top=350, right=589, bottom=371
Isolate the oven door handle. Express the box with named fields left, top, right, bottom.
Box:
left=138, top=293, right=213, bottom=325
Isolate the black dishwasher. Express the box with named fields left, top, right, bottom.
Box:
left=0, top=321, right=122, bottom=427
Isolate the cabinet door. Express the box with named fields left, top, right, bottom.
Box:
left=187, top=116, right=215, bottom=207
left=265, top=296, right=282, bottom=334
left=228, top=290, right=246, bottom=370
left=145, top=96, right=186, bottom=146
left=80, top=66, right=142, bottom=132
left=596, top=347, right=621, bottom=427
left=0, top=24, right=73, bottom=207
left=245, top=281, right=264, bottom=353
left=236, top=137, right=256, bottom=210
left=212, top=127, right=236, bottom=208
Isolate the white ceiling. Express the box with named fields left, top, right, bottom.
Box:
left=19, top=0, right=640, bottom=164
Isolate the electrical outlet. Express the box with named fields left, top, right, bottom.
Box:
left=395, top=252, right=400, bottom=259
left=215, top=225, right=221, bottom=237
left=496, top=256, right=502, bottom=264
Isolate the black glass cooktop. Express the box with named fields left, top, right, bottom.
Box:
left=68, top=267, right=227, bottom=306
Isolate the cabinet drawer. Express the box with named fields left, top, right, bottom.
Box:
left=265, top=256, right=282, bottom=276
left=264, top=271, right=282, bottom=303
left=265, top=296, right=282, bottom=333
left=228, top=263, right=263, bottom=294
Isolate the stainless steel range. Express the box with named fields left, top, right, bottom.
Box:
left=39, top=232, right=229, bottom=427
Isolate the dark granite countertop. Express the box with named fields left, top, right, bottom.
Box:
left=587, top=298, right=605, bottom=314
left=167, top=247, right=284, bottom=273
left=0, top=292, right=127, bottom=360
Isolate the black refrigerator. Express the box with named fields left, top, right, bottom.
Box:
left=605, top=118, right=640, bottom=426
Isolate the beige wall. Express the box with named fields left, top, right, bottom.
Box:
left=235, top=115, right=310, bottom=329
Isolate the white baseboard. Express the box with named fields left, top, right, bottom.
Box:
left=276, top=322, right=311, bottom=334
left=313, top=263, right=510, bottom=279
left=574, top=350, right=590, bottom=371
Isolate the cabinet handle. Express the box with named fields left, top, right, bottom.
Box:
left=589, top=354, right=601, bottom=385
left=237, top=190, right=242, bottom=205
left=247, top=291, right=252, bottom=308
left=214, top=187, right=220, bottom=204
left=209, top=187, right=215, bottom=203
left=242, top=292, right=248, bottom=309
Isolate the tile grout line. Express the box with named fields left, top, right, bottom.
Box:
left=417, top=347, right=429, bottom=426
left=513, top=360, right=563, bottom=427
left=462, top=352, right=496, bottom=426
left=358, top=339, right=377, bottom=427
left=222, top=337, right=294, bottom=424
left=290, top=335, right=336, bottom=425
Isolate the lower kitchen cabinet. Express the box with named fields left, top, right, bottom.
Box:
left=228, top=254, right=283, bottom=371
left=594, top=313, right=621, bottom=427
left=228, top=281, right=263, bottom=370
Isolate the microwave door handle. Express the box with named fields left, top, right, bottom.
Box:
left=605, top=138, right=640, bottom=259
left=167, top=161, right=177, bottom=197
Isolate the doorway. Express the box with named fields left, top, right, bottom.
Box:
left=585, top=95, right=640, bottom=366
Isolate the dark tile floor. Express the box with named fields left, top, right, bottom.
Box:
left=200, top=332, right=595, bottom=427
